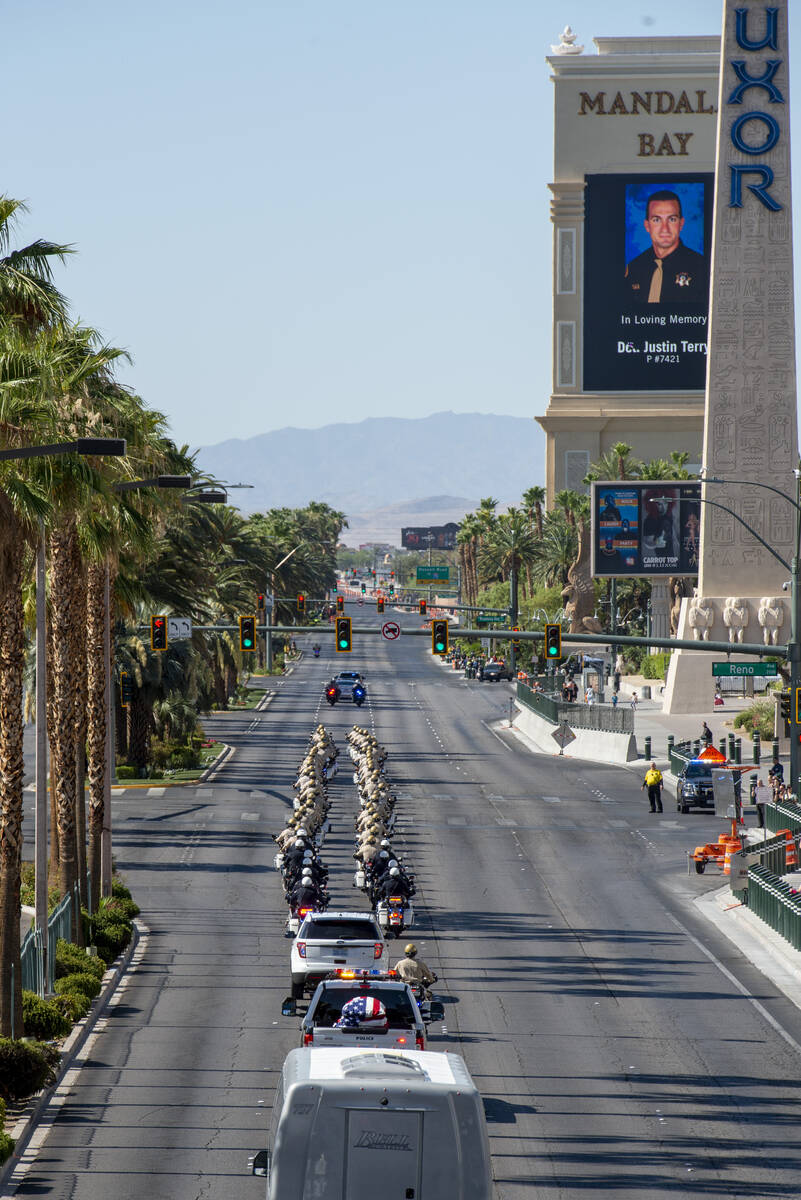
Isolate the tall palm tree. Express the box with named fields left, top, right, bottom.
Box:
left=0, top=202, right=71, bottom=1036
left=478, top=510, right=540, bottom=629
left=522, top=486, right=546, bottom=538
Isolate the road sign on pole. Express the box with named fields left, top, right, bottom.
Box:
left=381, top=621, right=401, bottom=641
left=711, top=661, right=777, bottom=677
left=551, top=722, right=576, bottom=755
left=167, top=617, right=193, bottom=640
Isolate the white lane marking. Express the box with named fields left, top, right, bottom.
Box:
left=147, top=787, right=166, bottom=797
left=668, top=912, right=801, bottom=1057
left=607, top=819, right=630, bottom=828
left=481, top=721, right=514, bottom=752
left=241, top=812, right=260, bottom=822
left=542, top=796, right=561, bottom=803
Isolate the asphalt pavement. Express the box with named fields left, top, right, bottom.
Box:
left=6, top=601, right=801, bottom=1199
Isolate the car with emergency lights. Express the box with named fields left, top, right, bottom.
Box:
left=289, top=912, right=388, bottom=1000
left=282, top=970, right=444, bottom=1050
left=332, top=670, right=367, bottom=702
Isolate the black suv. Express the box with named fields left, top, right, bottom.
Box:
left=483, top=661, right=514, bottom=683
left=676, top=761, right=715, bottom=813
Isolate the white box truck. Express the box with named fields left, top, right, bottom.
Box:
left=252, top=1046, right=492, bottom=1199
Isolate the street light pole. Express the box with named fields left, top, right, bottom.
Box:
left=703, top=475, right=801, bottom=791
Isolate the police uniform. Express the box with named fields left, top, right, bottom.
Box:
left=395, top=955, right=435, bottom=988
left=624, top=241, right=708, bottom=304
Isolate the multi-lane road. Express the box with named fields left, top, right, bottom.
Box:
left=6, top=600, right=801, bottom=1199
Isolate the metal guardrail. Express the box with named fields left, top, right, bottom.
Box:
left=516, top=682, right=633, bottom=734
left=764, top=800, right=801, bottom=836
left=20, top=884, right=81, bottom=999
left=669, top=740, right=693, bottom=776
left=747, top=865, right=801, bottom=951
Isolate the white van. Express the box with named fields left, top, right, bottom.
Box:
left=252, top=1047, right=492, bottom=1199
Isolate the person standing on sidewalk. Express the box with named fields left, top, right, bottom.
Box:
left=641, top=762, right=664, bottom=813
left=701, top=721, right=713, bottom=746
left=754, top=776, right=771, bottom=829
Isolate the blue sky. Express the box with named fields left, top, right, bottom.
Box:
left=4, top=1, right=799, bottom=448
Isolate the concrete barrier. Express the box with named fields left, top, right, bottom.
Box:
left=511, top=701, right=638, bottom=764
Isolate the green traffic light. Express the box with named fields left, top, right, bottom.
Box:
left=244, top=638, right=252, bottom=648
left=435, top=641, right=444, bottom=651
left=339, top=638, right=348, bottom=649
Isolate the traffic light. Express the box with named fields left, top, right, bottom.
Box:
left=377, top=597, right=385, bottom=614
left=432, top=619, right=448, bottom=656
left=297, top=593, right=305, bottom=614
left=151, top=615, right=168, bottom=651
left=796, top=688, right=801, bottom=725
left=512, top=627, right=521, bottom=652
left=544, top=623, right=562, bottom=660
left=257, top=592, right=266, bottom=615
left=389, top=583, right=394, bottom=595
left=239, top=615, right=256, bottom=651
left=781, top=691, right=791, bottom=723
left=335, top=616, right=352, bottom=653
left=336, top=595, right=344, bottom=613
left=390, top=570, right=395, bottom=578
left=120, top=672, right=132, bottom=707
left=419, top=599, right=427, bottom=616
left=361, top=582, right=366, bottom=594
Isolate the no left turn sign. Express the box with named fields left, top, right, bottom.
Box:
left=381, top=621, right=401, bottom=641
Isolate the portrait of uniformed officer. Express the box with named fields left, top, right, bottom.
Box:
left=624, top=189, right=708, bottom=304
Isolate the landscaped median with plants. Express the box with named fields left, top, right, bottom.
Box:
left=0, top=880, right=140, bottom=1166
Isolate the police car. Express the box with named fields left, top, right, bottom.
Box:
left=289, top=912, right=388, bottom=999
left=282, top=970, right=443, bottom=1049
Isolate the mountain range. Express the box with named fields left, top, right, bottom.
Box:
left=196, top=412, right=545, bottom=542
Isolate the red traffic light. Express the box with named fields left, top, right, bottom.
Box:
left=151, top=615, right=168, bottom=651
left=336, top=595, right=344, bottom=612
left=297, top=593, right=306, bottom=612
left=419, top=600, right=427, bottom=616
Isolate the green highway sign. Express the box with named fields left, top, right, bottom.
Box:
left=416, top=566, right=450, bottom=583
left=711, top=662, right=778, bottom=677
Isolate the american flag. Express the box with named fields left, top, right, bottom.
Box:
left=335, top=996, right=387, bottom=1028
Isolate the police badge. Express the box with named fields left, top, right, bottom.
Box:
left=675, top=273, right=692, bottom=287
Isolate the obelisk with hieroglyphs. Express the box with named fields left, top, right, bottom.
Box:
left=664, top=0, right=798, bottom=713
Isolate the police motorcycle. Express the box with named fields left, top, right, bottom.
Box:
left=375, top=894, right=415, bottom=938
left=312, top=643, right=321, bottom=658
left=352, top=682, right=366, bottom=707
left=325, top=681, right=340, bottom=706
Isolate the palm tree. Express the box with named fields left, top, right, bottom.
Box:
left=0, top=203, right=72, bottom=1036
left=478, top=510, right=540, bottom=631
left=522, top=486, right=546, bottom=538
left=584, top=443, right=642, bottom=483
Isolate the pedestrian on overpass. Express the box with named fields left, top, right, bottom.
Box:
left=753, top=776, right=771, bottom=829
left=641, top=762, right=663, bottom=813
left=701, top=721, right=713, bottom=746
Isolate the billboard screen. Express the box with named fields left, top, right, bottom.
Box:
left=583, top=174, right=713, bottom=392
left=401, top=523, right=460, bottom=551
left=591, top=481, right=700, bottom=578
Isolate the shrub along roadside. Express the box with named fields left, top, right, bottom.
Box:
left=0, top=878, right=140, bottom=1163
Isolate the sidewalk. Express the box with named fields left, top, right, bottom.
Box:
left=614, top=674, right=784, bottom=773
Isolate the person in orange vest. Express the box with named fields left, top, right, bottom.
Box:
left=642, top=762, right=663, bottom=813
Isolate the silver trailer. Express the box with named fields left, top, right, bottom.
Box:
left=252, top=1046, right=492, bottom=1199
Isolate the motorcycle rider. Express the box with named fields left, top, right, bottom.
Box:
left=394, top=943, right=436, bottom=991
left=375, top=864, right=415, bottom=902
left=325, top=679, right=340, bottom=701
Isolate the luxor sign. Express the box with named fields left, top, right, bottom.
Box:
left=727, top=6, right=785, bottom=212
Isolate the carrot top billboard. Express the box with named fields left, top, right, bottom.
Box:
left=591, top=481, right=700, bottom=577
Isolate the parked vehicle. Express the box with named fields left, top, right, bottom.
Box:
left=676, top=760, right=715, bottom=813
left=483, top=661, right=514, bottom=682
left=252, top=1047, right=492, bottom=1199
left=289, top=911, right=388, bottom=999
